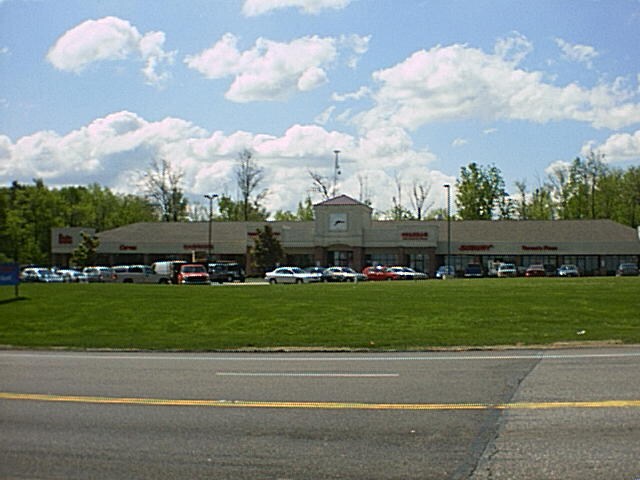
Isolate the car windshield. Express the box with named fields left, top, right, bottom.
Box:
left=291, top=267, right=305, bottom=274
left=183, top=266, right=204, bottom=273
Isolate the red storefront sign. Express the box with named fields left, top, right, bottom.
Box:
left=458, top=244, right=493, bottom=251
left=401, top=232, right=429, bottom=240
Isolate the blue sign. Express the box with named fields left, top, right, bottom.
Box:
left=0, top=263, right=20, bottom=286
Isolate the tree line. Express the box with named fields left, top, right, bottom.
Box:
left=1, top=150, right=638, bottom=265
left=455, top=152, right=640, bottom=227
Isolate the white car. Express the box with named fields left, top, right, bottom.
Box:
left=56, top=269, right=89, bottom=283
left=323, top=266, right=367, bottom=282
left=82, top=266, right=115, bottom=283
left=395, top=266, right=429, bottom=280
left=265, top=267, right=322, bottom=284
left=20, top=267, right=64, bottom=283
left=497, top=263, right=517, bottom=278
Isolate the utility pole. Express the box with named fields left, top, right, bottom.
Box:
left=204, top=193, right=218, bottom=260
left=444, top=184, right=451, bottom=276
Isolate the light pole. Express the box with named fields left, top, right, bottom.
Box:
left=204, top=194, right=218, bottom=261
left=332, top=150, right=341, bottom=197
left=444, top=184, right=451, bottom=276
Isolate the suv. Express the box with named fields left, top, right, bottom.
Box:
left=464, top=263, right=483, bottom=278
left=497, top=263, right=517, bottom=278
left=208, top=262, right=245, bottom=284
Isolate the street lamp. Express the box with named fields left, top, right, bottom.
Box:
left=444, top=184, right=451, bottom=276
left=332, top=150, right=341, bottom=197
left=204, top=194, right=218, bottom=260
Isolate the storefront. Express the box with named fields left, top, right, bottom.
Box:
left=51, top=195, right=640, bottom=276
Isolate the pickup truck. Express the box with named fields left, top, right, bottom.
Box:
left=208, top=262, right=245, bottom=283
left=172, top=263, right=210, bottom=285
left=112, top=265, right=165, bottom=284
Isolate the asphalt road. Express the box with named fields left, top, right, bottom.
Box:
left=1, top=347, right=639, bottom=480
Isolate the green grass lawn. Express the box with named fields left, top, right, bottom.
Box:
left=1, top=277, right=638, bottom=350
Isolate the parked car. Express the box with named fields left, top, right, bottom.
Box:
left=435, top=265, right=456, bottom=279
left=265, top=267, right=322, bottom=284
left=616, top=263, right=639, bottom=276
left=362, top=266, right=401, bottom=281
left=525, top=264, right=547, bottom=277
left=463, top=264, right=483, bottom=278
left=56, top=268, right=89, bottom=283
left=112, top=265, right=164, bottom=284
left=387, top=266, right=414, bottom=280
left=387, top=266, right=428, bottom=280
left=82, top=266, right=115, bottom=283
left=304, top=266, right=327, bottom=282
left=173, top=263, right=210, bottom=285
left=20, top=267, right=64, bottom=283
left=323, top=266, right=367, bottom=282
left=557, top=264, right=580, bottom=277
left=402, top=267, right=429, bottom=280
left=208, top=262, right=246, bottom=283
left=497, top=263, right=517, bottom=278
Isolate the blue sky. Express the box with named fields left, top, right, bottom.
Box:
left=1, top=0, right=639, bottom=216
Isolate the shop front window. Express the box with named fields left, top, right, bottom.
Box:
left=365, top=253, right=399, bottom=267
left=408, top=254, right=429, bottom=273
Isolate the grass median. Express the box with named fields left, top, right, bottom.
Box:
left=1, top=277, right=638, bottom=350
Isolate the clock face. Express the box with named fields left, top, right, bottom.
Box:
left=329, top=213, right=348, bottom=231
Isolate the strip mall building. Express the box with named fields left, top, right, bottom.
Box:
left=51, top=195, right=640, bottom=276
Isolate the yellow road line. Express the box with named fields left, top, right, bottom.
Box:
left=1, top=392, right=639, bottom=411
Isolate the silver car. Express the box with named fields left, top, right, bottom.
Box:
left=265, top=267, right=322, bottom=284
left=557, top=264, right=580, bottom=277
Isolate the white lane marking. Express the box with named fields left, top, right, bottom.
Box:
left=1, top=351, right=640, bottom=362
left=216, top=372, right=399, bottom=377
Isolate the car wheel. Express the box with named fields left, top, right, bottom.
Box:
left=269, top=278, right=277, bottom=284
left=296, top=278, right=303, bottom=284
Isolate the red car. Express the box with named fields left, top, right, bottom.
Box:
left=362, top=266, right=401, bottom=281
left=525, top=264, right=546, bottom=277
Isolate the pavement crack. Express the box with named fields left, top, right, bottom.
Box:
left=458, top=352, right=544, bottom=480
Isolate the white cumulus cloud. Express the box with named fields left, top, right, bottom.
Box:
left=185, top=34, right=337, bottom=102
left=46, top=16, right=176, bottom=87
left=242, top=0, right=352, bottom=16
left=555, top=38, right=599, bottom=68
left=0, top=111, right=449, bottom=215
left=581, top=130, right=640, bottom=162
left=185, top=33, right=368, bottom=102
left=353, top=39, right=640, bottom=132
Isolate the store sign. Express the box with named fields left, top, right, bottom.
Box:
left=247, top=232, right=280, bottom=237
left=401, top=232, right=429, bottom=240
left=0, top=263, right=19, bottom=286
left=522, top=245, right=558, bottom=251
left=58, top=233, right=73, bottom=245
left=119, top=245, right=138, bottom=251
left=183, top=243, right=211, bottom=250
left=459, top=244, right=493, bottom=251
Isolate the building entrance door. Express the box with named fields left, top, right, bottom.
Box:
left=329, top=250, right=353, bottom=267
